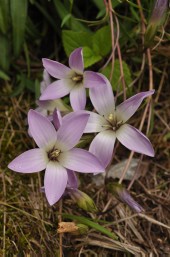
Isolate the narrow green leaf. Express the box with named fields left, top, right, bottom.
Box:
left=53, top=0, right=89, bottom=31
left=62, top=30, right=93, bottom=56
left=62, top=213, right=118, bottom=240
left=0, top=33, right=10, bottom=71
left=61, top=14, right=71, bottom=28
left=0, top=0, right=10, bottom=34
left=0, top=70, right=10, bottom=80
left=10, top=0, right=28, bottom=57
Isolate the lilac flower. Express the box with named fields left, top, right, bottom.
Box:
left=8, top=110, right=104, bottom=205
left=39, top=48, right=106, bottom=111
left=36, top=70, right=69, bottom=117
left=84, top=78, right=155, bottom=168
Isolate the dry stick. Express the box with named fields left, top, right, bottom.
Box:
left=2, top=170, right=6, bottom=257
left=58, top=200, right=63, bottom=257
left=155, top=61, right=168, bottom=103
left=108, top=0, right=115, bottom=81
left=119, top=0, right=154, bottom=185
left=101, top=2, right=120, bottom=72
left=116, top=42, right=127, bottom=101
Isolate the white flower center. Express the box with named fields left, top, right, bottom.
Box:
left=107, top=113, right=123, bottom=131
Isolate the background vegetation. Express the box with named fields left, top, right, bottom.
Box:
left=0, top=0, right=170, bottom=256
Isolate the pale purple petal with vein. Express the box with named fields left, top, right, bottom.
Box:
left=69, top=48, right=84, bottom=73
left=40, top=79, right=73, bottom=100
left=83, top=71, right=106, bottom=88
left=8, top=149, right=48, bottom=173
left=67, top=170, right=78, bottom=189
left=58, top=148, right=104, bottom=173
left=56, top=113, right=89, bottom=151
left=89, top=130, right=116, bottom=168
left=28, top=110, right=57, bottom=150
left=89, top=76, right=115, bottom=116
left=42, top=58, right=71, bottom=79
left=70, top=85, right=86, bottom=111
left=84, top=112, right=108, bottom=133
left=44, top=162, right=68, bottom=205
left=53, top=109, right=62, bottom=130
left=116, top=90, right=155, bottom=123
left=116, top=124, right=154, bottom=156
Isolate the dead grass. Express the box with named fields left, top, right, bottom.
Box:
left=0, top=70, right=170, bottom=257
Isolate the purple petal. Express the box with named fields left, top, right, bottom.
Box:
left=42, top=58, right=71, bottom=79
left=67, top=170, right=78, bottom=189
left=40, top=69, right=51, bottom=93
left=52, top=109, right=62, bottom=130
left=89, top=131, right=116, bottom=168
left=56, top=113, right=90, bottom=151
left=70, top=85, right=86, bottom=111
left=40, top=79, right=73, bottom=101
left=116, top=90, right=155, bottom=123
left=116, top=124, right=154, bottom=157
left=69, top=48, right=84, bottom=73
left=28, top=110, right=57, bottom=150
left=84, top=71, right=107, bottom=88
left=8, top=149, right=48, bottom=173
left=89, top=76, right=115, bottom=116
left=84, top=112, right=108, bottom=133
left=58, top=148, right=105, bottom=173
left=44, top=162, right=68, bottom=205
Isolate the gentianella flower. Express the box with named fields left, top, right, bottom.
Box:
left=36, top=69, right=69, bottom=116
left=84, top=78, right=155, bottom=168
left=39, top=47, right=106, bottom=111
left=8, top=110, right=104, bottom=205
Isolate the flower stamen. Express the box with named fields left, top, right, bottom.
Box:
left=48, top=148, right=61, bottom=161
left=72, top=74, right=83, bottom=83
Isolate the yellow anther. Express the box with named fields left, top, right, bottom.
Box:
left=108, top=113, right=114, bottom=121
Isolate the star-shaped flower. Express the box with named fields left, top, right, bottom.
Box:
left=8, top=110, right=104, bottom=205
left=39, top=48, right=106, bottom=111
left=84, top=78, right=155, bottom=168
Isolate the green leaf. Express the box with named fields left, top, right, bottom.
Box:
left=61, top=14, right=71, bottom=28
left=93, top=25, right=111, bottom=56
left=10, top=0, right=28, bottom=57
left=62, top=213, right=118, bottom=240
left=0, top=0, right=10, bottom=34
left=83, top=47, right=102, bottom=68
left=53, top=0, right=89, bottom=32
left=62, top=30, right=93, bottom=56
left=0, top=33, right=10, bottom=71
left=101, top=60, right=132, bottom=95
left=0, top=70, right=10, bottom=80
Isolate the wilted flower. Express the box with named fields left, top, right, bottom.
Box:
left=107, top=182, right=144, bottom=213
left=57, top=222, right=88, bottom=235
left=8, top=110, right=104, bottom=205
left=68, top=188, right=98, bottom=212
left=84, top=77, right=154, bottom=168
left=145, top=0, right=169, bottom=47
left=40, top=48, right=106, bottom=111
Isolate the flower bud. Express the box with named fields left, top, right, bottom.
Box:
left=106, top=182, right=144, bottom=213
left=145, top=0, right=169, bottom=47
left=68, top=189, right=98, bottom=213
